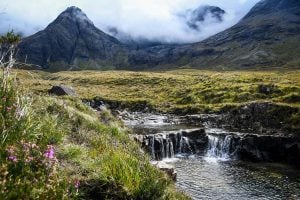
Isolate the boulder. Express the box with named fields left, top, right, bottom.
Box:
left=152, top=161, right=177, bottom=181
left=229, top=134, right=300, bottom=165
left=48, top=85, right=77, bottom=96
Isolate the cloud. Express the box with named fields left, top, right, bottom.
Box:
left=0, top=0, right=261, bottom=43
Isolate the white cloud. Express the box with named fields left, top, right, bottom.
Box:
left=0, top=0, right=261, bottom=43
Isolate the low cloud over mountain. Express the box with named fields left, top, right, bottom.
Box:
left=0, top=0, right=260, bottom=44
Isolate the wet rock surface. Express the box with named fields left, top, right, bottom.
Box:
left=133, top=129, right=207, bottom=160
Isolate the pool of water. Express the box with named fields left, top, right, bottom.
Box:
left=171, top=156, right=300, bottom=200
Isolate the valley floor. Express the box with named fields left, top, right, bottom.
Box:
left=17, top=69, right=300, bottom=113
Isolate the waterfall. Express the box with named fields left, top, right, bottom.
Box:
left=179, top=136, right=193, bottom=154
left=151, top=136, right=155, bottom=159
left=169, top=140, right=175, bottom=158
left=146, top=132, right=194, bottom=160
left=206, top=134, right=233, bottom=159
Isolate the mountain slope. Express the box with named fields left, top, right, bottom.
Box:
left=18, top=7, right=129, bottom=71
left=128, top=0, right=300, bottom=70
left=189, top=0, right=300, bottom=69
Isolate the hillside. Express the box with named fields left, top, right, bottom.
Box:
left=187, top=0, right=300, bottom=69
left=129, top=0, right=300, bottom=70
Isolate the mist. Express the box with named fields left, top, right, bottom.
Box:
left=0, top=0, right=261, bottom=44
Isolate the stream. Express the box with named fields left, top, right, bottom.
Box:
left=122, top=112, right=300, bottom=200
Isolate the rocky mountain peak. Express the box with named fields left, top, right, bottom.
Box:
left=17, top=6, right=128, bottom=71
left=185, top=5, right=226, bottom=31
left=54, top=6, right=94, bottom=26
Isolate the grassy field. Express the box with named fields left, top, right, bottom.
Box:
left=16, top=69, right=300, bottom=113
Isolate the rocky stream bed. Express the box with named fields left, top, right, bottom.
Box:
left=119, top=111, right=300, bottom=200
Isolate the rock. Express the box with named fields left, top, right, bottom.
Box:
left=152, top=161, right=177, bottom=181
left=48, top=85, right=76, bottom=96
left=223, top=133, right=300, bottom=164
left=257, top=84, right=279, bottom=95
left=221, top=102, right=300, bottom=135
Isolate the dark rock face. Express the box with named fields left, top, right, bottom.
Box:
left=221, top=102, right=300, bottom=135
left=48, top=85, right=76, bottom=96
left=185, top=6, right=226, bottom=31
left=237, top=134, right=300, bottom=164
left=18, top=6, right=129, bottom=71
left=210, top=132, right=300, bottom=165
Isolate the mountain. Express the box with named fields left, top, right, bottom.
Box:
left=128, top=0, right=300, bottom=70
left=17, top=0, right=300, bottom=70
left=184, top=5, right=226, bottom=31
left=187, top=0, right=300, bottom=69
left=18, top=6, right=129, bottom=71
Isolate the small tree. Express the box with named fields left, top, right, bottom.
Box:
left=0, top=31, right=22, bottom=146
left=0, top=31, right=20, bottom=80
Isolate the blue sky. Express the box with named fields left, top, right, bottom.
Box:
left=0, top=0, right=261, bottom=43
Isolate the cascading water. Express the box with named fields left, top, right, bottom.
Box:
left=206, top=134, right=233, bottom=159
left=179, top=136, right=193, bottom=154
left=147, top=132, right=194, bottom=160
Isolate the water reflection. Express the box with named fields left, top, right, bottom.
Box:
left=173, top=156, right=300, bottom=200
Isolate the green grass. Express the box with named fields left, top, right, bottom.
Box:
left=16, top=69, right=300, bottom=113
left=38, top=96, right=187, bottom=199
left=0, top=73, right=189, bottom=199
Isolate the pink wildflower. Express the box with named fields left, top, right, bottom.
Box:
left=6, top=106, right=12, bottom=111
left=74, top=179, right=80, bottom=189
left=8, top=155, right=17, bottom=162
left=44, top=145, right=55, bottom=159
left=25, top=156, right=34, bottom=163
